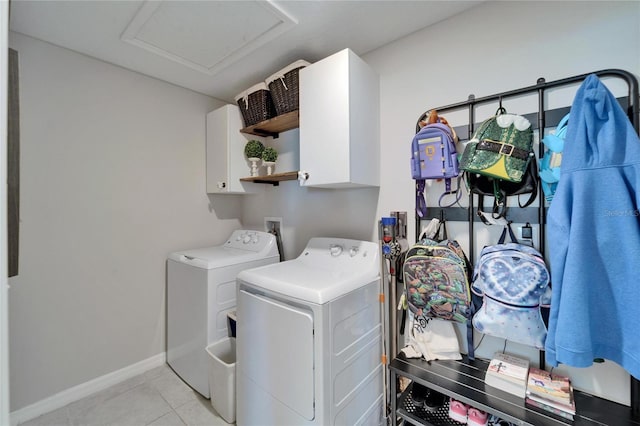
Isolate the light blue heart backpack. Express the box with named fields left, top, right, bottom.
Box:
left=471, top=224, right=551, bottom=349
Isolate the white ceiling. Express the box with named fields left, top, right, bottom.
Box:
left=9, top=0, right=482, bottom=103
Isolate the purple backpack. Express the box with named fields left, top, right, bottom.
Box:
left=411, top=122, right=461, bottom=215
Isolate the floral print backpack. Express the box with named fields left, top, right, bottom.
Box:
left=403, top=219, right=480, bottom=359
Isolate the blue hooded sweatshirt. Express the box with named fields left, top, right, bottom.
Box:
left=545, top=74, right=640, bottom=379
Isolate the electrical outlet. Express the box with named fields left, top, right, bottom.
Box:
left=264, top=217, right=282, bottom=234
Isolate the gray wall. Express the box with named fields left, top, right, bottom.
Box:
left=8, top=32, right=239, bottom=411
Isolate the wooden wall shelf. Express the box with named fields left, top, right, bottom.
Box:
left=240, top=171, right=298, bottom=186
left=240, top=110, right=299, bottom=138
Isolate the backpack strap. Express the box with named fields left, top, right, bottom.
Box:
left=517, top=159, right=539, bottom=208
left=416, top=179, right=427, bottom=218
left=492, top=181, right=507, bottom=218
left=433, top=211, right=448, bottom=242
left=555, top=112, right=570, bottom=138
left=467, top=311, right=475, bottom=360
left=476, top=192, right=509, bottom=224
left=475, top=140, right=532, bottom=161
left=438, top=176, right=463, bottom=208
left=464, top=237, right=476, bottom=360
left=498, top=223, right=518, bottom=244
left=518, top=187, right=538, bottom=208
left=435, top=214, right=476, bottom=360
left=441, top=210, right=476, bottom=361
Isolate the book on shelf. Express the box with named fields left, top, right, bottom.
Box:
left=526, top=367, right=576, bottom=419
left=484, top=352, right=530, bottom=398
left=526, top=367, right=573, bottom=405
left=526, top=390, right=576, bottom=414
left=525, top=396, right=575, bottom=421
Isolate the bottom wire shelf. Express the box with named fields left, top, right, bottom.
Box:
left=397, top=383, right=465, bottom=426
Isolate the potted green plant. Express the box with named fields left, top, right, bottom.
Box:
left=244, top=140, right=264, bottom=176
left=261, top=147, right=278, bottom=175
left=261, top=147, right=278, bottom=162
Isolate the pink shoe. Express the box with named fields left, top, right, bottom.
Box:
left=468, top=407, right=489, bottom=426
left=448, top=398, right=469, bottom=423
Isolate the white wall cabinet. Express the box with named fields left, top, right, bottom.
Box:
left=299, top=48, right=380, bottom=188
left=206, top=104, right=262, bottom=194
left=209, top=49, right=379, bottom=191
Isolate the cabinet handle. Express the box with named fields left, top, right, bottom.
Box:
left=298, top=171, right=309, bottom=183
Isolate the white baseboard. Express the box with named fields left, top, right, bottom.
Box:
left=10, top=352, right=166, bottom=426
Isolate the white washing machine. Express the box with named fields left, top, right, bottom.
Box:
left=236, top=237, right=383, bottom=426
left=167, top=230, right=279, bottom=398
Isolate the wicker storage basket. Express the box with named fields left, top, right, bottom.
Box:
left=234, top=82, right=278, bottom=127
left=265, top=60, right=310, bottom=115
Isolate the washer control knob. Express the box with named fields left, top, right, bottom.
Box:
left=330, top=244, right=343, bottom=257
left=349, top=246, right=359, bottom=257
left=243, top=234, right=251, bottom=244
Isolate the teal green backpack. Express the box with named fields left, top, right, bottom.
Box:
left=539, top=113, right=570, bottom=203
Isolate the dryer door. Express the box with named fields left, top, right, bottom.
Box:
left=239, top=290, right=315, bottom=420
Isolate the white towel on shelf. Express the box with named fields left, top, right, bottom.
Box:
left=402, top=314, right=462, bottom=362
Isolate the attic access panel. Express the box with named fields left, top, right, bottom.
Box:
left=121, top=0, right=297, bottom=75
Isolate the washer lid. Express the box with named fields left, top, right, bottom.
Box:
left=168, top=230, right=279, bottom=269
left=237, top=237, right=380, bottom=304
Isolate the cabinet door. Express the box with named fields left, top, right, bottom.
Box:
left=299, top=49, right=380, bottom=188
left=206, top=105, right=261, bottom=194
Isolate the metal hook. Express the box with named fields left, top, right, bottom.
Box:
left=496, top=96, right=506, bottom=115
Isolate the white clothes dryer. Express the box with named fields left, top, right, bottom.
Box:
left=167, top=230, right=279, bottom=397
left=236, top=237, right=383, bottom=426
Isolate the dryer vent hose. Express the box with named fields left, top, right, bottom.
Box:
left=268, top=226, right=285, bottom=262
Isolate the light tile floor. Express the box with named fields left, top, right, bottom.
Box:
left=18, top=364, right=231, bottom=426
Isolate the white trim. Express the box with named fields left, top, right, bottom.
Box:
left=9, top=353, right=166, bottom=426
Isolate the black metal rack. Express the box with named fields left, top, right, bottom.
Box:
left=414, top=69, right=638, bottom=263
left=391, top=357, right=640, bottom=426
left=397, top=69, right=640, bottom=425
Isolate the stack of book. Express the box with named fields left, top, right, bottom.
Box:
left=525, top=367, right=576, bottom=420
left=484, top=352, right=530, bottom=398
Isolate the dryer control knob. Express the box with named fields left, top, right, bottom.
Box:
left=349, top=247, right=359, bottom=257
left=330, top=244, right=343, bottom=257
left=243, top=234, right=251, bottom=244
